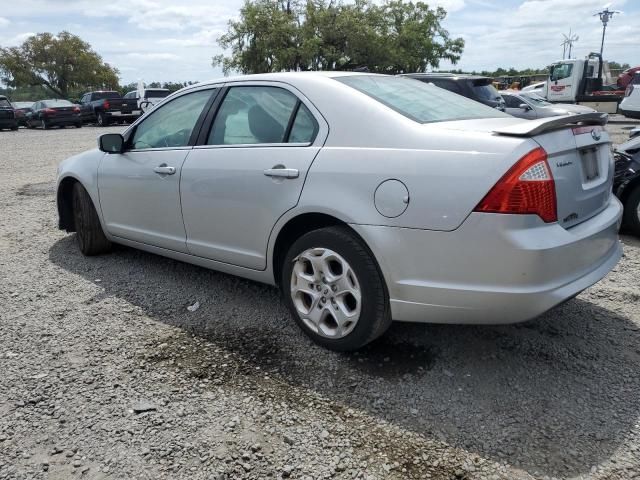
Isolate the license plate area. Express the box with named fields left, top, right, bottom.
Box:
left=580, top=147, right=600, bottom=182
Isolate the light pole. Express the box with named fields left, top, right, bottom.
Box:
left=594, top=7, right=620, bottom=59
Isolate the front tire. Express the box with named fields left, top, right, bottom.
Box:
left=72, top=183, right=112, bottom=256
left=623, top=186, right=640, bottom=236
left=281, top=226, right=391, bottom=351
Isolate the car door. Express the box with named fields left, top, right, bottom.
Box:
left=180, top=83, right=328, bottom=270
left=97, top=87, right=217, bottom=252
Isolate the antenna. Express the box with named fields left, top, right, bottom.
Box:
left=593, top=6, right=622, bottom=58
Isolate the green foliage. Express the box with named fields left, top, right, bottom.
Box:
left=0, top=31, right=120, bottom=99
left=213, top=0, right=464, bottom=74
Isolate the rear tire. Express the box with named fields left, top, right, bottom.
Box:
left=623, top=186, right=640, bottom=236
left=72, top=183, right=112, bottom=256
left=75, top=122, right=82, bottom=128
left=97, top=112, right=109, bottom=127
left=281, top=226, right=391, bottom=351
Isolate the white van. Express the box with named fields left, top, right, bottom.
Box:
left=619, top=72, right=640, bottom=119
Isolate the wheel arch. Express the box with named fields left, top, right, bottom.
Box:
left=57, top=176, right=80, bottom=232
left=270, top=211, right=381, bottom=287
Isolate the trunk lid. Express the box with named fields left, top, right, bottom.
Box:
left=429, top=114, right=613, bottom=229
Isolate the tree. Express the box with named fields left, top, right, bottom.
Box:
left=0, top=31, right=119, bottom=98
left=213, top=0, right=464, bottom=75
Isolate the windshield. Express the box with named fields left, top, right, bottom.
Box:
left=471, top=80, right=501, bottom=101
left=42, top=99, right=74, bottom=107
left=145, top=89, right=170, bottom=99
left=520, top=93, right=551, bottom=106
left=336, top=75, right=508, bottom=123
left=93, top=91, right=121, bottom=100
left=550, top=63, right=573, bottom=81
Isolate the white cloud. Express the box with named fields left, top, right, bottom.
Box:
left=0, top=17, right=10, bottom=28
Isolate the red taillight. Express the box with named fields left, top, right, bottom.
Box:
left=625, top=85, right=634, bottom=97
left=103, top=100, right=110, bottom=109
left=43, top=108, right=56, bottom=116
left=474, top=147, right=557, bottom=223
left=73, top=106, right=80, bottom=113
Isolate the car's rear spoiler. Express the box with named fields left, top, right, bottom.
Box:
left=493, top=112, right=608, bottom=137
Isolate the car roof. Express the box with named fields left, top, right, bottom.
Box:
left=193, top=71, right=378, bottom=88
left=401, top=73, right=491, bottom=81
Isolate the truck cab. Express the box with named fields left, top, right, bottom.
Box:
left=542, top=54, right=623, bottom=113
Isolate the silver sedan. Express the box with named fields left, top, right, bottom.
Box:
left=502, top=90, right=596, bottom=119
left=56, top=73, right=622, bottom=351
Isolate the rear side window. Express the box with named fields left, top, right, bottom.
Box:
left=336, top=75, right=507, bottom=123
left=208, top=87, right=298, bottom=145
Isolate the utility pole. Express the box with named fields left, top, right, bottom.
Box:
left=594, top=7, right=620, bottom=59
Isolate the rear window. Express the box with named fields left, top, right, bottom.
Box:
left=93, top=91, right=121, bottom=100
left=12, top=102, right=33, bottom=108
left=336, top=75, right=507, bottom=123
left=144, top=89, right=170, bottom=99
left=42, top=99, right=73, bottom=107
left=470, top=80, right=501, bottom=101
left=633, top=73, right=640, bottom=85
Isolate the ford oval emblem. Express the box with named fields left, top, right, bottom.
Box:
left=591, top=129, right=601, bottom=141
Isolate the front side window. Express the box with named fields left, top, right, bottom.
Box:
left=337, top=75, right=508, bottom=123
left=502, top=94, right=522, bottom=108
left=130, top=89, right=213, bottom=150
left=208, top=86, right=299, bottom=145
left=550, top=63, right=573, bottom=81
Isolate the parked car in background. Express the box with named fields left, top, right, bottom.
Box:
left=614, top=134, right=640, bottom=236
left=401, top=73, right=506, bottom=110
left=617, top=66, right=640, bottom=90
left=522, top=81, right=546, bottom=96
left=56, top=72, right=621, bottom=351
left=502, top=91, right=596, bottom=119
left=0, top=95, right=19, bottom=131
left=619, top=72, right=640, bottom=119
left=79, top=91, right=141, bottom=126
left=11, top=101, right=34, bottom=127
left=25, top=99, right=82, bottom=129
left=124, top=88, right=170, bottom=112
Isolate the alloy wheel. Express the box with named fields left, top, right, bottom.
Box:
left=290, top=247, right=362, bottom=339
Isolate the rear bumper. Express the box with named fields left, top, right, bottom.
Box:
left=352, top=196, right=623, bottom=324
left=47, top=117, right=81, bottom=126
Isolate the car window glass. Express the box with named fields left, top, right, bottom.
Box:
left=288, top=103, right=318, bottom=143
left=633, top=74, right=640, bottom=85
left=550, top=63, right=573, bottom=81
left=0, top=98, right=11, bottom=107
left=337, top=75, right=508, bottom=123
left=431, top=80, right=462, bottom=94
left=131, top=89, right=213, bottom=150
left=502, top=95, right=521, bottom=108
left=208, top=86, right=298, bottom=145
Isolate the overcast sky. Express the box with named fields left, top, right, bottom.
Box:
left=0, top=0, right=637, bottom=84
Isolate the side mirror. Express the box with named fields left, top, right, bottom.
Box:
left=99, top=133, right=125, bottom=153
left=519, top=103, right=532, bottom=111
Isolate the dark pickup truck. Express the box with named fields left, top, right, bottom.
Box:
left=79, top=91, right=142, bottom=126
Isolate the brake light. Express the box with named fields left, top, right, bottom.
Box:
left=43, top=108, right=56, bottom=116
left=73, top=106, right=81, bottom=113
left=474, top=147, right=557, bottom=223
left=625, top=85, right=634, bottom=97
left=103, top=100, right=110, bottom=109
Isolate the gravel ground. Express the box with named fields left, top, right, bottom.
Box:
left=1, top=124, right=639, bottom=480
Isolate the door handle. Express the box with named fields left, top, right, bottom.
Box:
left=263, top=167, right=299, bottom=179
left=153, top=165, right=176, bottom=175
